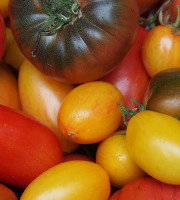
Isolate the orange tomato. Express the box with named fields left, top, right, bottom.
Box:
left=142, top=25, right=180, bottom=77
left=18, top=59, right=79, bottom=153
left=96, top=131, right=146, bottom=188
left=0, top=0, right=9, bottom=18
left=0, top=183, right=17, bottom=200
left=20, top=160, right=111, bottom=200
left=0, top=63, right=21, bottom=110
left=58, top=81, right=125, bottom=144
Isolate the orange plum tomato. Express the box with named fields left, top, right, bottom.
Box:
left=96, top=131, right=146, bottom=188
left=126, top=110, right=180, bottom=185
left=0, top=183, right=17, bottom=200
left=18, top=59, right=79, bottom=153
left=20, top=161, right=111, bottom=200
left=142, top=24, right=180, bottom=78
left=0, top=63, right=21, bottom=110
left=58, top=81, right=125, bottom=144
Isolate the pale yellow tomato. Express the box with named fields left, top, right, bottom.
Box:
left=127, top=110, right=180, bottom=185
left=96, top=131, right=146, bottom=188
left=58, top=81, right=125, bottom=144
left=18, top=59, right=79, bottom=153
left=20, top=161, right=111, bottom=200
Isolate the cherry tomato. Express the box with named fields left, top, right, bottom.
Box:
left=20, top=161, right=111, bottom=200
left=58, top=81, right=125, bottom=144
left=142, top=24, right=180, bottom=77
left=126, top=110, right=180, bottom=185
left=0, top=183, right=17, bottom=200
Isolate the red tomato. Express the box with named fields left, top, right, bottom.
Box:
left=99, top=26, right=150, bottom=128
left=0, top=11, right=6, bottom=61
left=0, top=105, right=63, bottom=188
left=109, top=177, right=180, bottom=200
left=0, top=183, right=17, bottom=200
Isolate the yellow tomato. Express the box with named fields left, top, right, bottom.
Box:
left=126, top=110, right=180, bottom=185
left=96, top=131, right=146, bottom=188
left=58, top=81, right=124, bottom=144
left=0, top=63, right=21, bottom=110
left=0, top=0, right=9, bottom=18
left=18, top=59, right=79, bottom=153
left=20, top=160, right=111, bottom=200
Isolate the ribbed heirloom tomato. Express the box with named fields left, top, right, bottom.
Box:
left=9, top=0, right=139, bottom=83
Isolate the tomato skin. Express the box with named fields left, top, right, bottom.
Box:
left=18, top=59, right=79, bottom=153
left=143, top=68, right=180, bottom=120
left=100, top=26, right=150, bottom=127
left=58, top=81, right=125, bottom=144
left=0, top=105, right=63, bottom=188
left=142, top=25, right=180, bottom=78
left=20, top=161, right=111, bottom=200
left=9, top=0, right=139, bottom=84
left=137, top=0, right=161, bottom=14
left=0, top=0, right=9, bottom=18
left=0, top=11, right=6, bottom=61
left=109, top=177, right=180, bottom=200
left=0, top=183, right=17, bottom=200
left=126, top=110, right=180, bottom=185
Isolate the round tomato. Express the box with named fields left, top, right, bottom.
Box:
left=96, top=131, right=146, bottom=188
left=0, top=63, right=21, bottom=110
left=9, top=0, right=139, bottom=84
left=109, top=177, right=180, bottom=200
left=99, top=26, right=150, bottom=128
left=20, top=161, right=111, bottom=200
left=142, top=24, right=180, bottom=78
left=126, top=110, right=180, bottom=185
left=0, top=183, right=17, bottom=200
left=58, top=81, right=125, bottom=144
left=0, top=104, right=63, bottom=188
left=0, top=11, right=6, bottom=61
left=18, top=59, right=79, bottom=153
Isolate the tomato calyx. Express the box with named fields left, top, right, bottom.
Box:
left=116, top=98, right=145, bottom=126
left=32, top=0, right=81, bottom=57
left=159, top=3, right=180, bottom=35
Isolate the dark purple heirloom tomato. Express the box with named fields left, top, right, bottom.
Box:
left=9, top=0, right=139, bottom=83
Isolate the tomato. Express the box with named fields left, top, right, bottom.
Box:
left=137, top=0, right=161, bottom=15
left=63, top=153, right=95, bottom=162
left=126, top=110, right=180, bottom=185
left=58, top=81, right=125, bottom=144
left=109, top=177, right=180, bottom=200
left=0, top=183, right=17, bottom=200
left=0, top=0, right=9, bottom=18
left=0, top=11, right=6, bottom=61
left=0, top=63, right=21, bottom=110
left=99, top=26, right=150, bottom=128
left=96, top=131, right=146, bottom=188
left=9, top=0, right=139, bottom=84
left=18, top=59, right=79, bottom=153
left=142, top=24, right=180, bottom=78
left=20, top=160, right=111, bottom=200
left=0, top=104, right=63, bottom=188
left=143, top=68, right=180, bottom=120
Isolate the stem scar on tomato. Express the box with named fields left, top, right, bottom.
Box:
left=32, top=0, right=81, bottom=57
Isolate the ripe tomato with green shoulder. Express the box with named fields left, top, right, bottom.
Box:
left=9, top=0, right=139, bottom=83
left=109, top=177, right=180, bottom=200
left=0, top=105, right=63, bottom=188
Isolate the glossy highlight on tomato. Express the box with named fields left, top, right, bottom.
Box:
left=9, top=0, right=139, bottom=84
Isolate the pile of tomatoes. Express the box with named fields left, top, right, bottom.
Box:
left=0, top=0, right=180, bottom=199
